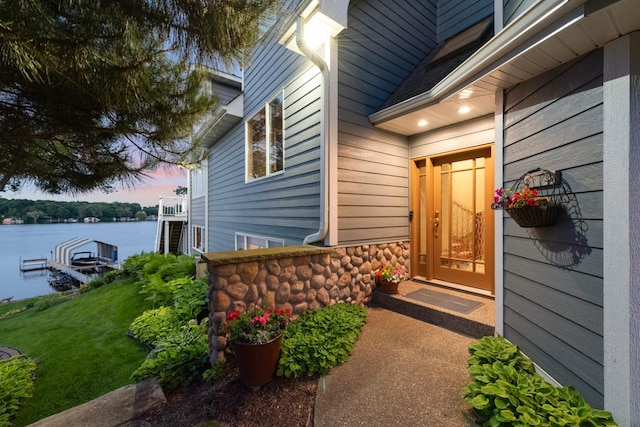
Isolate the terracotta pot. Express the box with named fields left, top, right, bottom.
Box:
left=379, top=279, right=399, bottom=294
left=232, top=334, right=283, bottom=387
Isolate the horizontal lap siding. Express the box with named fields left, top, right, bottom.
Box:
left=208, top=26, right=322, bottom=251
left=336, top=0, right=437, bottom=245
left=410, top=115, right=495, bottom=159
left=502, top=48, right=604, bottom=407
left=190, top=197, right=205, bottom=227
left=437, top=0, right=493, bottom=42
left=503, top=0, right=536, bottom=27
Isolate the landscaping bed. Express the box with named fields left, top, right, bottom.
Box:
left=134, top=366, right=318, bottom=426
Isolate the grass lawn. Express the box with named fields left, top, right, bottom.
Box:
left=0, top=280, right=153, bottom=426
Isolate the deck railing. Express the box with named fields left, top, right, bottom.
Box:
left=158, top=196, right=188, bottom=218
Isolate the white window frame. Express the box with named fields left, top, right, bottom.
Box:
left=192, top=225, right=205, bottom=253
left=191, top=161, right=206, bottom=199
left=245, top=91, right=284, bottom=182
left=235, top=232, right=284, bottom=250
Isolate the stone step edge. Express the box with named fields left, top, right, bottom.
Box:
left=371, top=291, right=494, bottom=340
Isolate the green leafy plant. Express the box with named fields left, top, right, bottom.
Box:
left=32, top=292, right=69, bottom=311
left=222, top=307, right=291, bottom=345
left=129, top=306, right=178, bottom=347
left=277, top=303, right=367, bottom=379
left=462, top=336, right=617, bottom=426
left=172, top=277, right=208, bottom=320
left=1, top=308, right=22, bottom=319
left=0, top=356, right=37, bottom=425
left=132, top=319, right=209, bottom=390
left=129, top=276, right=208, bottom=346
left=81, top=269, right=126, bottom=292
left=202, top=360, right=226, bottom=382
left=140, top=273, right=180, bottom=306
left=130, top=254, right=199, bottom=306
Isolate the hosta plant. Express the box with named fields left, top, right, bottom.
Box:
left=462, top=336, right=617, bottom=426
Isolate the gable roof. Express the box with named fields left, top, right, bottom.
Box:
left=369, top=0, right=640, bottom=136
left=379, top=16, right=493, bottom=111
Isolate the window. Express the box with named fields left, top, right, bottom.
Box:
left=192, top=226, right=205, bottom=252
left=235, top=232, right=284, bottom=250
left=246, top=93, right=283, bottom=181
left=191, top=161, right=206, bottom=198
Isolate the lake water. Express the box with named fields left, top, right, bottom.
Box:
left=0, top=221, right=157, bottom=301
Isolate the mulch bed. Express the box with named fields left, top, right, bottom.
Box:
left=132, top=365, right=318, bottom=427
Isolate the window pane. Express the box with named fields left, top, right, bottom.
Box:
left=269, top=95, right=283, bottom=174
left=267, top=239, right=284, bottom=248
left=247, top=236, right=267, bottom=249
left=248, top=109, right=266, bottom=179
left=236, top=235, right=245, bottom=250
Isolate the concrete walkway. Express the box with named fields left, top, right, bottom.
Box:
left=314, top=307, right=478, bottom=426
left=25, top=307, right=479, bottom=426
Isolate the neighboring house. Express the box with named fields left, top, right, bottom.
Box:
left=196, top=0, right=639, bottom=423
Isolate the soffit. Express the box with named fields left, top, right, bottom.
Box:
left=372, top=0, right=640, bottom=136
left=197, top=94, right=244, bottom=149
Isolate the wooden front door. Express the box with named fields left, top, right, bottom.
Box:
left=411, top=146, right=494, bottom=293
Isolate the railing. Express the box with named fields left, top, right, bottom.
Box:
left=158, top=196, right=188, bottom=218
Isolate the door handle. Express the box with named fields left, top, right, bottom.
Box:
left=434, top=211, right=439, bottom=238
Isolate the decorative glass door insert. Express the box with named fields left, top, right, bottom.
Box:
left=431, top=149, right=493, bottom=291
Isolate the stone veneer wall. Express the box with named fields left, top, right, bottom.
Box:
left=202, top=242, right=410, bottom=363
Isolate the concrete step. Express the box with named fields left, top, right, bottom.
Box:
left=371, top=281, right=495, bottom=340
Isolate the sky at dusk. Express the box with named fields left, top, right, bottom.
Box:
left=2, top=166, right=186, bottom=208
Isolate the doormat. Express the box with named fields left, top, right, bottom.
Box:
left=404, top=288, right=484, bottom=314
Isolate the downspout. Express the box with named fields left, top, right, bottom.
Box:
left=297, top=17, right=330, bottom=245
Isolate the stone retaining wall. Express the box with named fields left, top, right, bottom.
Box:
left=202, top=242, right=410, bottom=363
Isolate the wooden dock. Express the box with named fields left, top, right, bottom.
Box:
left=20, top=258, right=92, bottom=285
left=20, top=258, right=49, bottom=272
left=47, top=261, right=92, bottom=285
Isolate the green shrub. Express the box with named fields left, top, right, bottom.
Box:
left=1, top=309, right=22, bottom=319
left=129, top=276, right=208, bottom=346
left=131, top=254, right=198, bottom=306
left=132, top=319, right=209, bottom=390
left=277, top=303, right=367, bottom=379
left=32, top=293, right=69, bottom=311
left=462, top=335, right=617, bottom=426
left=140, top=274, right=180, bottom=306
left=202, top=360, right=226, bottom=382
left=123, top=253, right=196, bottom=283
left=129, top=306, right=178, bottom=347
left=82, top=269, right=126, bottom=292
left=0, top=356, right=37, bottom=425
left=172, top=277, right=208, bottom=320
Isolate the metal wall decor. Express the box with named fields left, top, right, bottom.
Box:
left=492, top=168, right=569, bottom=228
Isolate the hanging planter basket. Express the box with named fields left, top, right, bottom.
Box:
left=506, top=204, right=562, bottom=228
left=493, top=168, right=569, bottom=228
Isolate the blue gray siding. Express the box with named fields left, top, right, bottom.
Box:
left=337, top=0, right=438, bottom=245
left=437, top=0, right=493, bottom=42
left=503, top=0, right=536, bottom=26
left=190, top=196, right=205, bottom=227
left=207, top=25, right=322, bottom=251
left=502, top=48, right=604, bottom=407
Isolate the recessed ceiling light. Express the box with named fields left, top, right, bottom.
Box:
left=458, top=106, right=471, bottom=114
left=417, top=119, right=428, bottom=127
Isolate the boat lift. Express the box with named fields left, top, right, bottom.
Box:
left=20, top=237, right=119, bottom=286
